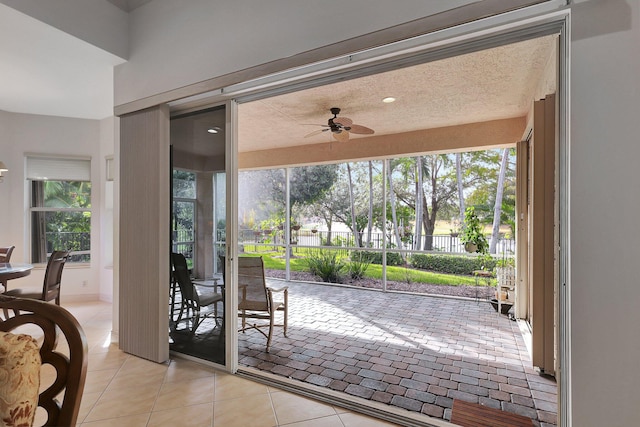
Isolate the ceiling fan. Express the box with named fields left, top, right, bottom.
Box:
left=304, top=107, right=374, bottom=142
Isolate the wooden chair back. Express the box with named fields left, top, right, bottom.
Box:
left=0, top=245, right=15, bottom=263
left=0, top=295, right=88, bottom=426
left=42, top=251, right=70, bottom=305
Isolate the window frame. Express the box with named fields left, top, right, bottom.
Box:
left=28, top=177, right=92, bottom=265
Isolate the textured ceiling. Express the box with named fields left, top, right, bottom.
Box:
left=236, top=35, right=556, bottom=153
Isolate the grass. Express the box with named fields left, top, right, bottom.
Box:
left=243, top=251, right=493, bottom=287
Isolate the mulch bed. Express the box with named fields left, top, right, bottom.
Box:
left=265, top=269, right=494, bottom=300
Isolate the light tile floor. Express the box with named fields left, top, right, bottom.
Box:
left=50, top=301, right=402, bottom=427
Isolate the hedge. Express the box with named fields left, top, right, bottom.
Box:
left=350, top=250, right=404, bottom=266
left=410, top=253, right=496, bottom=275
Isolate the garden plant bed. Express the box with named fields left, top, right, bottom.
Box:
left=265, top=269, right=494, bottom=299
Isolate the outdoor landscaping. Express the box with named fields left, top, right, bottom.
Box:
left=175, top=148, right=517, bottom=299
left=238, top=248, right=501, bottom=299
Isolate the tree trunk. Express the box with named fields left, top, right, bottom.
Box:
left=321, top=214, right=333, bottom=246
left=346, top=163, right=361, bottom=247
left=490, top=148, right=509, bottom=253
left=386, top=160, right=403, bottom=251
left=456, top=152, right=465, bottom=224
left=421, top=191, right=433, bottom=250
left=367, top=161, right=374, bottom=247
left=421, top=156, right=439, bottom=250
left=414, top=156, right=423, bottom=250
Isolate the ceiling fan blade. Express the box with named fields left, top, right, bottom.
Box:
left=304, top=129, right=329, bottom=138
left=333, top=117, right=353, bottom=127
left=333, top=130, right=350, bottom=142
left=347, top=124, right=375, bottom=135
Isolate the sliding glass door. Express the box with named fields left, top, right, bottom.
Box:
left=169, top=105, right=227, bottom=365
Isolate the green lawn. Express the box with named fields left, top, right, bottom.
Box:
left=241, top=251, right=494, bottom=287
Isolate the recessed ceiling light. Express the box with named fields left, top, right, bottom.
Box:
left=207, top=127, right=221, bottom=134
left=382, top=97, right=396, bottom=103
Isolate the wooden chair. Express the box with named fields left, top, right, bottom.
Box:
left=238, top=256, right=288, bottom=352
left=0, top=245, right=15, bottom=290
left=4, top=251, right=69, bottom=305
left=0, top=245, right=14, bottom=263
left=0, top=295, right=88, bottom=426
left=171, top=252, right=223, bottom=334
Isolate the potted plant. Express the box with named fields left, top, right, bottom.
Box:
left=449, top=219, right=461, bottom=237
left=460, top=207, right=488, bottom=254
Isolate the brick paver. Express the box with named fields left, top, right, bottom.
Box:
left=233, top=280, right=557, bottom=425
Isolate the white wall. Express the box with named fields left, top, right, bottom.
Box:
left=0, top=111, right=9, bottom=228
left=570, top=1, right=640, bottom=426
left=115, top=0, right=474, bottom=106
left=110, top=0, right=640, bottom=425
left=0, top=0, right=128, bottom=59
left=99, top=116, right=117, bottom=302
left=0, top=110, right=106, bottom=301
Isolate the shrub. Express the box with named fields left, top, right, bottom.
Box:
left=351, top=250, right=404, bottom=266
left=348, top=251, right=372, bottom=279
left=306, top=250, right=345, bottom=282
left=410, top=254, right=496, bottom=275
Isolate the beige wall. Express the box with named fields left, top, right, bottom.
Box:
left=239, top=117, right=526, bottom=170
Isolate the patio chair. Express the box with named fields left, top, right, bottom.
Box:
left=238, top=256, right=288, bottom=352
left=4, top=250, right=69, bottom=305
left=171, top=252, right=223, bottom=334
left=0, top=245, right=15, bottom=290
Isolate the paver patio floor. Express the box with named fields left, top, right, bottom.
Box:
left=237, top=280, right=557, bottom=426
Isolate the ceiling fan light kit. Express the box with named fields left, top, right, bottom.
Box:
left=304, top=107, right=374, bottom=141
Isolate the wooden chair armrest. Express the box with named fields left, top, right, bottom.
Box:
left=267, top=286, right=288, bottom=294
left=266, top=287, right=288, bottom=309
left=238, top=284, right=248, bottom=304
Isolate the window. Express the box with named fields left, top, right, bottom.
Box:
left=172, top=170, right=196, bottom=267
left=27, top=157, right=91, bottom=263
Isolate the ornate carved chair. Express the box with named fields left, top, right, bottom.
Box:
left=0, top=295, right=88, bottom=426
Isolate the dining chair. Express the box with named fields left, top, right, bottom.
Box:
left=238, top=256, right=288, bottom=352
left=3, top=250, right=69, bottom=305
left=0, top=245, right=16, bottom=290
left=0, top=295, right=87, bottom=426
left=0, top=246, right=14, bottom=263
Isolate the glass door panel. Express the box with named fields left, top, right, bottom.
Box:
left=169, top=105, right=226, bottom=365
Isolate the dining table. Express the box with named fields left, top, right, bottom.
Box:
left=0, top=262, right=34, bottom=291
